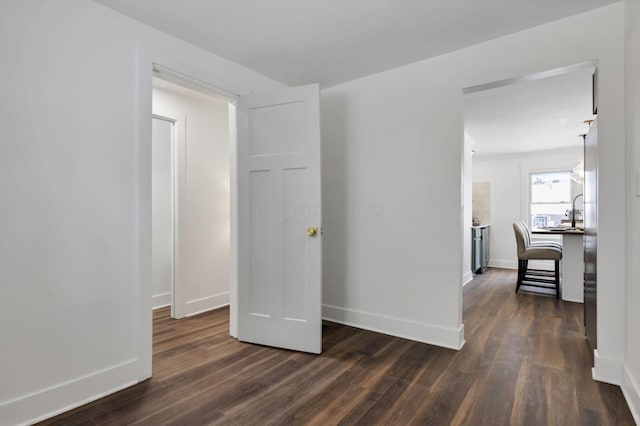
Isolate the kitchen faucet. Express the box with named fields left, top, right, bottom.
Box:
left=571, top=193, right=583, bottom=229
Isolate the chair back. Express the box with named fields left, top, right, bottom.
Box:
left=519, top=221, right=533, bottom=246
left=513, top=222, right=528, bottom=258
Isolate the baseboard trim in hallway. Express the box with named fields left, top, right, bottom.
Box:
left=593, top=349, right=624, bottom=385
left=322, top=304, right=465, bottom=350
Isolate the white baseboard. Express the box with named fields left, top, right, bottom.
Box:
left=185, top=291, right=230, bottom=317
left=622, top=366, right=640, bottom=425
left=322, top=304, right=465, bottom=350
left=488, top=259, right=517, bottom=269
left=592, top=349, right=624, bottom=385
left=152, top=291, right=171, bottom=309
left=463, top=271, right=474, bottom=287
left=489, top=259, right=555, bottom=271
left=561, top=295, right=584, bottom=304
left=0, top=360, right=139, bottom=426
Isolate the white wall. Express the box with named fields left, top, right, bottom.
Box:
left=321, top=4, right=625, bottom=364
left=624, top=0, right=640, bottom=422
left=152, top=81, right=231, bottom=317
left=472, top=147, right=583, bottom=269
left=0, top=1, right=282, bottom=424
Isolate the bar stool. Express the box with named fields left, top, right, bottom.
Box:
left=518, top=221, right=562, bottom=250
left=513, top=222, right=562, bottom=299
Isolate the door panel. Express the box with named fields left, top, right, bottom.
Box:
left=584, top=119, right=597, bottom=350
left=249, top=101, right=307, bottom=156
left=283, top=167, right=309, bottom=321
left=248, top=170, right=272, bottom=317
left=237, top=84, right=322, bottom=354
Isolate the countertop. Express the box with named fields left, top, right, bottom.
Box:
left=532, top=228, right=584, bottom=235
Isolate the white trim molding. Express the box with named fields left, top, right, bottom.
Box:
left=463, top=271, right=474, bottom=287
left=622, top=366, right=640, bottom=424
left=152, top=292, right=171, bottom=309
left=488, top=259, right=518, bottom=269
left=489, top=259, right=556, bottom=272
left=185, top=292, right=230, bottom=317
left=322, top=304, right=465, bottom=350
left=592, top=349, right=624, bottom=385
left=0, top=360, right=139, bottom=426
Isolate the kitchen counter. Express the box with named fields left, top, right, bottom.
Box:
left=532, top=228, right=584, bottom=303
left=532, top=228, right=584, bottom=235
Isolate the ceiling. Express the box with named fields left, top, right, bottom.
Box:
left=463, top=68, right=594, bottom=156
left=93, top=0, right=618, bottom=87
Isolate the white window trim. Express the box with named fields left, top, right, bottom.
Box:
left=520, top=159, right=583, bottom=229
left=530, top=170, right=572, bottom=227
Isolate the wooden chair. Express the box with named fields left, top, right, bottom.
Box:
left=513, top=222, right=562, bottom=299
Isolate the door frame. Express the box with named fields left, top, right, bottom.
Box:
left=151, top=114, right=178, bottom=317
left=459, top=61, right=597, bottom=317
left=151, top=79, right=238, bottom=323
left=135, top=46, right=242, bottom=380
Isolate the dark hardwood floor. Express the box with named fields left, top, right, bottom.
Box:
left=40, top=268, right=634, bottom=425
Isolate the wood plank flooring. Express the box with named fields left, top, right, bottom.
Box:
left=39, top=268, right=635, bottom=425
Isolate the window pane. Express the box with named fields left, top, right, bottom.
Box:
left=531, top=202, right=571, bottom=227
left=531, top=172, right=571, bottom=203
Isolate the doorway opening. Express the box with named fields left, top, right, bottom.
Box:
left=151, top=114, right=177, bottom=315
left=151, top=75, right=234, bottom=324
left=461, top=62, right=596, bottom=304
left=145, top=64, right=324, bottom=363
left=138, top=52, right=325, bottom=378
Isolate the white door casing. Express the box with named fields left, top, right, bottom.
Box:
left=151, top=117, right=174, bottom=310
left=151, top=112, right=187, bottom=319
left=236, top=84, right=322, bottom=354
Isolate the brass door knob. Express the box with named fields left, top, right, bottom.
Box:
left=307, top=227, right=318, bottom=237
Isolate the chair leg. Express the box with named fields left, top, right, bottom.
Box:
left=516, top=259, right=524, bottom=293
left=554, top=260, right=560, bottom=299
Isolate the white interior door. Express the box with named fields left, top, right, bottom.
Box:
left=236, top=84, right=322, bottom=354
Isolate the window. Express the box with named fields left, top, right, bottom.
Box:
left=530, top=171, right=571, bottom=228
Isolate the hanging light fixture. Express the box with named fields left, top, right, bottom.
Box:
left=571, top=127, right=588, bottom=184
left=570, top=159, right=584, bottom=183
